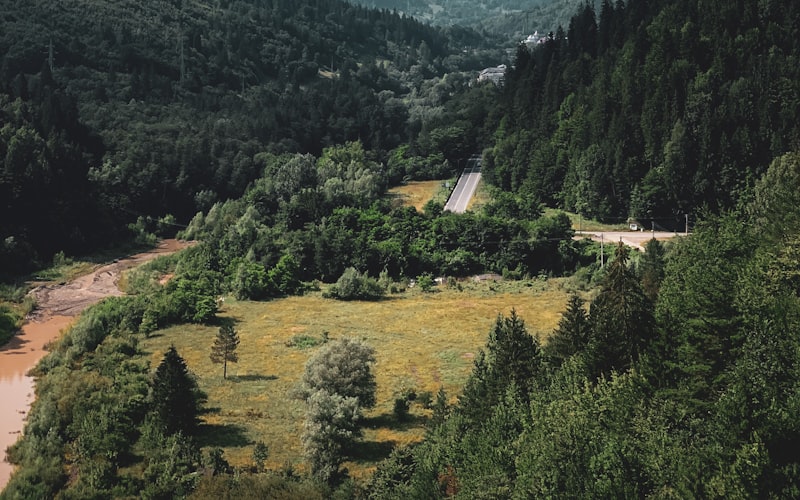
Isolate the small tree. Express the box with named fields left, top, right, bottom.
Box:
left=252, top=441, right=269, bottom=472
left=544, top=294, right=590, bottom=367
left=210, top=324, right=240, bottom=379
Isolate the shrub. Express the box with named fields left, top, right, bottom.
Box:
left=324, top=267, right=384, bottom=301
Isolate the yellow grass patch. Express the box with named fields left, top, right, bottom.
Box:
left=387, top=180, right=451, bottom=211
left=140, top=279, right=573, bottom=477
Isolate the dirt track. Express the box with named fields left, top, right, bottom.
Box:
left=27, top=239, right=192, bottom=320
left=574, top=231, right=686, bottom=251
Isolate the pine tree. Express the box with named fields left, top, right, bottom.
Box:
left=152, top=346, right=202, bottom=435
left=587, top=243, right=654, bottom=377
left=210, top=324, right=240, bottom=379
left=545, top=293, right=590, bottom=367
left=486, top=309, right=543, bottom=399
left=640, top=238, right=666, bottom=302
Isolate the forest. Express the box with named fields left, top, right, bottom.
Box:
left=3, top=0, right=800, bottom=497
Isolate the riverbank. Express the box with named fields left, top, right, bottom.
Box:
left=0, top=240, right=192, bottom=490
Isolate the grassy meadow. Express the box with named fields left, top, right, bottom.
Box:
left=387, top=179, right=453, bottom=211
left=140, top=278, right=575, bottom=479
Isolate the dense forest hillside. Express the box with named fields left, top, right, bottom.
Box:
left=347, top=0, right=590, bottom=35
left=485, top=0, right=800, bottom=227
left=0, top=0, right=498, bottom=275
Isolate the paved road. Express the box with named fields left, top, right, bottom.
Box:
left=575, top=231, right=687, bottom=251
left=444, top=157, right=482, bottom=213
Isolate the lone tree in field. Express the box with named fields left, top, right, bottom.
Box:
left=300, top=337, right=377, bottom=484
left=210, top=324, right=240, bottom=379
left=301, top=337, right=377, bottom=408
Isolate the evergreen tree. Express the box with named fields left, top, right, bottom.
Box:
left=486, top=309, right=543, bottom=399
left=459, top=310, right=543, bottom=425
left=587, top=243, right=654, bottom=377
left=640, top=238, right=666, bottom=302
left=545, top=293, right=590, bottom=367
left=210, top=324, right=240, bottom=379
left=151, top=346, right=202, bottom=435
left=430, top=386, right=450, bottom=429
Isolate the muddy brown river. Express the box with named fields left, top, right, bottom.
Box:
left=0, top=240, right=191, bottom=489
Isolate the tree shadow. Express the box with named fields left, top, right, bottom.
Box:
left=348, top=439, right=397, bottom=463
left=362, top=412, right=430, bottom=432
left=211, top=316, right=240, bottom=328
left=230, top=374, right=278, bottom=382
left=197, top=422, right=251, bottom=448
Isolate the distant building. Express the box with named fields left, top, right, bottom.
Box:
left=522, top=31, right=553, bottom=49
left=478, top=64, right=506, bottom=86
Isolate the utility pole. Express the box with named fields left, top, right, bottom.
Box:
left=600, top=233, right=604, bottom=268
left=685, top=213, right=689, bottom=234
left=48, top=38, right=54, bottom=73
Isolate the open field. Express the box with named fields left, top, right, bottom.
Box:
left=387, top=179, right=452, bottom=211
left=140, top=278, right=574, bottom=479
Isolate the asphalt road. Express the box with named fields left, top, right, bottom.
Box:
left=444, top=161, right=482, bottom=213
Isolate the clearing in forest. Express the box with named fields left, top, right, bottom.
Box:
left=140, top=278, right=573, bottom=479
left=387, top=180, right=451, bottom=211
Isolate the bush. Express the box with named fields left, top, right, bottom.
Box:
left=324, top=267, right=384, bottom=301
left=393, top=397, right=410, bottom=422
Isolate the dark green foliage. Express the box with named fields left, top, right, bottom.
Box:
left=205, top=448, right=232, bottom=476
left=639, top=238, right=666, bottom=302
left=489, top=0, right=800, bottom=224
left=0, top=0, right=496, bottom=274
left=210, top=324, right=240, bottom=379
left=0, top=304, right=19, bottom=345
left=654, top=215, right=756, bottom=404
left=459, top=310, right=543, bottom=425
left=151, top=346, right=203, bottom=436
left=544, top=293, right=590, bottom=367
left=430, top=387, right=450, bottom=429
left=749, top=152, right=800, bottom=243
left=586, top=243, right=654, bottom=378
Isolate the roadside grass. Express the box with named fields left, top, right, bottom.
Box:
left=140, top=278, right=573, bottom=479
left=544, top=208, right=630, bottom=232
left=466, top=178, right=491, bottom=212
left=387, top=179, right=453, bottom=212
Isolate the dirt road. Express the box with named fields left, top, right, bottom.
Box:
left=27, top=239, right=191, bottom=319
left=575, top=230, right=686, bottom=251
